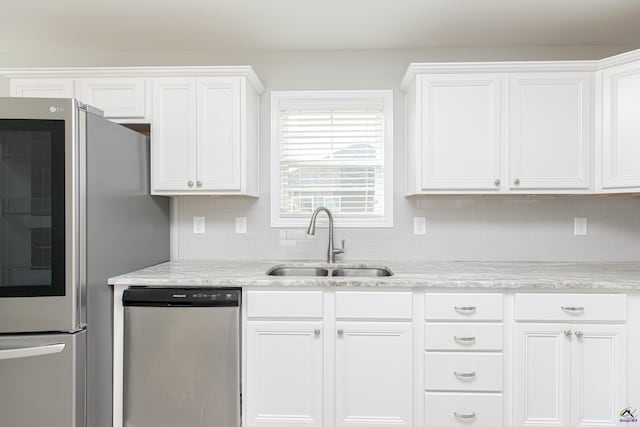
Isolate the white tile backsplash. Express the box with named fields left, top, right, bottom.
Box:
left=173, top=194, right=640, bottom=261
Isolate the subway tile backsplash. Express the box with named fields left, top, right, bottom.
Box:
left=173, top=194, right=640, bottom=261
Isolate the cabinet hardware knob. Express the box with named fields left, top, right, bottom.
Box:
left=187, top=180, right=194, bottom=187
left=454, top=412, right=476, bottom=420
left=494, top=179, right=501, bottom=186
left=514, top=178, right=520, bottom=185
left=574, top=331, right=584, bottom=339
left=337, top=329, right=344, bottom=337
left=314, top=329, right=321, bottom=336
left=564, top=330, right=573, bottom=337
left=454, top=371, right=476, bottom=380
left=454, top=306, right=476, bottom=314
left=561, top=306, right=585, bottom=313
left=454, top=336, right=476, bottom=344
left=196, top=181, right=202, bottom=187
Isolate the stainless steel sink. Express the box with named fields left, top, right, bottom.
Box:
left=266, top=266, right=329, bottom=276
left=266, top=265, right=393, bottom=277
left=331, top=267, right=393, bottom=277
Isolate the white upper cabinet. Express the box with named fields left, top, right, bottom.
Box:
left=77, top=78, right=149, bottom=120
left=151, top=78, right=198, bottom=193
left=151, top=73, right=261, bottom=195
left=508, top=73, right=592, bottom=191
left=402, top=63, right=596, bottom=195
left=413, top=74, right=503, bottom=191
left=10, top=78, right=75, bottom=98
left=599, top=52, right=640, bottom=191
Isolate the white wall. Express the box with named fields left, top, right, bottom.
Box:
left=3, top=46, right=639, bottom=261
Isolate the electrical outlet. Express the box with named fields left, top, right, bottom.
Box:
left=193, top=216, right=205, bottom=234
left=414, top=217, right=426, bottom=235
left=235, top=217, right=247, bottom=234
left=574, top=217, right=588, bottom=236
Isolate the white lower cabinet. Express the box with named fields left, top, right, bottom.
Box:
left=246, top=321, right=324, bottom=427
left=245, top=290, right=413, bottom=427
left=514, top=323, right=626, bottom=427
left=335, top=322, right=413, bottom=427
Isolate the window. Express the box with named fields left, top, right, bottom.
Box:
left=271, top=90, right=393, bottom=227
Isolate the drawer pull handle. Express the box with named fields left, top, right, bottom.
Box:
left=454, top=306, right=477, bottom=314
left=454, top=371, right=476, bottom=380
left=454, top=336, right=476, bottom=344
left=454, top=411, right=476, bottom=420
left=561, top=306, right=585, bottom=313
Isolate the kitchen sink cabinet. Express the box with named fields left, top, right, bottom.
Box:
left=151, top=75, right=261, bottom=196
left=244, top=289, right=414, bottom=427
left=402, top=65, right=594, bottom=195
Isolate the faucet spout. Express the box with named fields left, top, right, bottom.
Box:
left=306, top=207, right=344, bottom=263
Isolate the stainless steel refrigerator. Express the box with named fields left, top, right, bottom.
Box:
left=0, top=97, right=169, bottom=427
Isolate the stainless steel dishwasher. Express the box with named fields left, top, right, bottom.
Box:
left=123, top=288, right=241, bottom=427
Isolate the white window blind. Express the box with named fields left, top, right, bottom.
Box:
left=271, top=91, right=393, bottom=227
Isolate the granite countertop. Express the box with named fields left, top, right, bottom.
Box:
left=107, top=260, right=640, bottom=290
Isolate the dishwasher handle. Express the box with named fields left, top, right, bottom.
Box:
left=123, top=288, right=241, bottom=307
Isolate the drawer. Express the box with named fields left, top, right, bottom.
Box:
left=425, top=323, right=503, bottom=351
left=425, top=353, right=503, bottom=392
left=336, top=291, right=412, bottom=320
left=425, top=293, right=503, bottom=321
left=247, top=291, right=323, bottom=319
left=425, top=392, right=503, bottom=427
left=514, top=293, right=626, bottom=322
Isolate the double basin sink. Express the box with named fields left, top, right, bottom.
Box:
left=266, top=265, right=393, bottom=277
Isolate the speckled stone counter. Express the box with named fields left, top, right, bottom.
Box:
left=108, top=260, right=640, bottom=290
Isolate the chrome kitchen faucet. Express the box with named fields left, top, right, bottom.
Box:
left=306, top=206, right=345, bottom=263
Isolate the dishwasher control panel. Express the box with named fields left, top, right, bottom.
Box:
left=123, top=287, right=241, bottom=307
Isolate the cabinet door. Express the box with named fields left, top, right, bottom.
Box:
left=151, top=78, right=197, bottom=193
left=335, top=322, right=412, bottom=427
left=418, top=74, right=503, bottom=191
left=601, top=61, right=640, bottom=189
left=571, top=325, right=626, bottom=427
left=246, top=321, right=323, bottom=427
left=10, top=78, right=75, bottom=98
left=196, top=77, right=242, bottom=191
left=509, top=73, right=592, bottom=190
left=514, top=323, right=571, bottom=427
left=77, top=78, right=148, bottom=119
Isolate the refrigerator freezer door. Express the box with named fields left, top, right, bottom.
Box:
left=0, top=330, right=86, bottom=427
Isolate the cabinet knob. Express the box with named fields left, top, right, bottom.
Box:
left=337, top=329, right=344, bottom=337
left=574, top=331, right=584, bottom=339
left=494, top=179, right=501, bottom=186
left=514, top=178, right=520, bottom=185
left=187, top=180, right=194, bottom=187
left=564, top=330, right=573, bottom=337
left=196, top=181, right=202, bottom=187
left=314, top=329, right=321, bottom=337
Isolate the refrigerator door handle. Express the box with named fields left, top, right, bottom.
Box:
left=0, top=343, right=66, bottom=361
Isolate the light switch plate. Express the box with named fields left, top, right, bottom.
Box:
left=235, top=217, right=247, bottom=234
left=574, top=217, right=587, bottom=236
left=193, top=216, right=205, bottom=234
left=414, top=217, right=426, bottom=235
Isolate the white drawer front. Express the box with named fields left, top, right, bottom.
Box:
left=425, top=323, right=503, bottom=351
left=336, top=291, right=412, bottom=320
left=79, top=78, right=148, bottom=119
left=247, top=291, right=323, bottom=319
left=425, top=353, right=503, bottom=392
left=514, top=293, right=626, bottom=322
left=425, top=392, right=503, bottom=427
left=425, top=293, right=503, bottom=321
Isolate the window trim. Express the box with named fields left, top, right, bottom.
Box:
left=270, top=90, right=394, bottom=228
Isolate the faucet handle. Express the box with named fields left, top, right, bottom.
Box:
left=334, top=239, right=345, bottom=255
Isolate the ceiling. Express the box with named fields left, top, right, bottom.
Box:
left=2, top=0, right=640, bottom=52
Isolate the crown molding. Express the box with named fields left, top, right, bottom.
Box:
left=0, top=65, right=265, bottom=94
left=597, top=48, right=640, bottom=70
